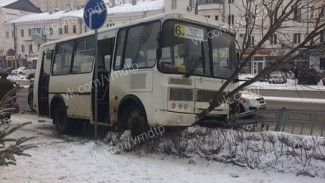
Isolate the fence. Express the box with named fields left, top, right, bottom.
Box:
left=232, top=108, right=325, bottom=137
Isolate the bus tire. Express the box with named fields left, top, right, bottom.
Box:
left=53, top=102, right=71, bottom=134
left=121, top=104, right=149, bottom=136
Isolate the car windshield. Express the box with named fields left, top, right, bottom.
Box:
left=270, top=71, right=282, bottom=76
left=158, top=20, right=236, bottom=79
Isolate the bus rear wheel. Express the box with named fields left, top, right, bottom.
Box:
left=53, top=103, right=71, bottom=134
left=121, top=105, right=148, bottom=137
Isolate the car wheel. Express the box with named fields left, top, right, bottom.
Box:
left=53, top=102, right=71, bottom=134
left=27, top=74, right=34, bottom=79
left=120, top=104, right=148, bottom=137
left=28, top=93, right=35, bottom=112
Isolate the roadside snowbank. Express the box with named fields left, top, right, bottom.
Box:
left=105, top=127, right=325, bottom=177
left=239, top=74, right=325, bottom=91
left=1, top=114, right=325, bottom=183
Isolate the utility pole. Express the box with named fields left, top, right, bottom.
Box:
left=13, top=23, right=17, bottom=71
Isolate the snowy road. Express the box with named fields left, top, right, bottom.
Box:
left=1, top=114, right=325, bottom=183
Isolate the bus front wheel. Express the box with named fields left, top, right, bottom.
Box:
left=121, top=105, right=148, bottom=136
left=53, top=102, right=71, bottom=134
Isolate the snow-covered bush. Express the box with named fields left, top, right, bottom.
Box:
left=104, top=126, right=325, bottom=177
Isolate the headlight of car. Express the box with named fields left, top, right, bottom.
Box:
left=239, top=98, right=249, bottom=104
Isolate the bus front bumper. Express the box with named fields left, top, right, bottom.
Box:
left=152, top=110, right=197, bottom=126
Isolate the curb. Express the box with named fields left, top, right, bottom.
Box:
left=264, top=96, right=325, bottom=104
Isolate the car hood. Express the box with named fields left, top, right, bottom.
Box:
left=240, top=90, right=263, bottom=100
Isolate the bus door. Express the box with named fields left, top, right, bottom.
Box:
left=38, top=51, right=52, bottom=116
left=96, top=38, right=115, bottom=122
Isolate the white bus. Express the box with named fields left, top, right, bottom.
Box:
left=33, top=13, right=238, bottom=135
left=26, top=57, right=38, bottom=79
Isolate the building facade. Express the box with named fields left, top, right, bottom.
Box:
left=30, top=0, right=87, bottom=12
left=0, top=0, right=42, bottom=68
left=2, top=0, right=324, bottom=73
left=198, top=0, right=325, bottom=74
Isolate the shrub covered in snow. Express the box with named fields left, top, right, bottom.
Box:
left=104, top=126, right=325, bottom=177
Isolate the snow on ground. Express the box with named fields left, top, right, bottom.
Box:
left=7, top=74, right=27, bottom=81
left=1, top=114, right=325, bottom=183
left=239, top=74, right=325, bottom=91
left=6, top=74, right=30, bottom=88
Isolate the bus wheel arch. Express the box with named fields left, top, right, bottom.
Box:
left=118, top=95, right=149, bottom=136
left=50, top=95, right=66, bottom=119
left=50, top=95, right=71, bottom=133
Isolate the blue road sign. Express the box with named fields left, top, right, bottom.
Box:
left=83, top=0, right=107, bottom=30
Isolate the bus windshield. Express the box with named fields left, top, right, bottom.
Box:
left=158, top=20, right=236, bottom=79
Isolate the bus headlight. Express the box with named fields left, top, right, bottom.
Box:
left=179, top=103, right=183, bottom=109
left=184, top=104, right=188, bottom=110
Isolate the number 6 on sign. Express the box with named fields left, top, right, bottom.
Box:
left=175, top=24, right=185, bottom=37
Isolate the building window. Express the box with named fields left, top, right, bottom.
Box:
left=250, top=14, right=256, bottom=23
left=21, top=30, right=24, bottom=37
left=29, top=45, right=33, bottom=53
left=310, top=8, right=314, bottom=19
left=294, top=9, right=301, bottom=21
left=189, top=0, right=193, bottom=7
left=12, top=31, right=14, bottom=38
left=204, top=15, right=210, bottom=18
left=59, top=28, right=63, bottom=35
left=171, top=0, right=177, bottom=9
left=320, top=57, right=325, bottom=70
left=269, top=34, right=277, bottom=45
left=50, top=27, right=53, bottom=35
left=248, top=36, right=254, bottom=47
left=28, top=29, right=31, bottom=36
left=84, top=25, right=88, bottom=33
left=21, top=45, right=25, bottom=52
left=271, top=11, right=278, bottom=25
left=229, top=0, right=234, bottom=3
left=293, top=33, right=301, bottom=44
left=64, top=25, right=68, bottom=34
left=320, top=31, right=324, bottom=42
left=73, top=25, right=77, bottom=33
left=228, top=15, right=234, bottom=25
left=321, top=6, right=325, bottom=17
left=215, top=16, right=218, bottom=21
left=6, top=31, right=9, bottom=38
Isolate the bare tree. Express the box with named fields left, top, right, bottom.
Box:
left=199, top=0, right=325, bottom=119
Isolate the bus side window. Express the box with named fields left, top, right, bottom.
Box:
left=53, top=42, right=74, bottom=75
left=72, top=37, right=95, bottom=74
left=114, top=21, right=160, bottom=70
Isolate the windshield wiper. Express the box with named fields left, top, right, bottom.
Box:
left=184, top=56, right=202, bottom=78
left=184, top=42, right=205, bottom=78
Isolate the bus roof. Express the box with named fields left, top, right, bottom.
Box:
left=40, top=13, right=233, bottom=48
